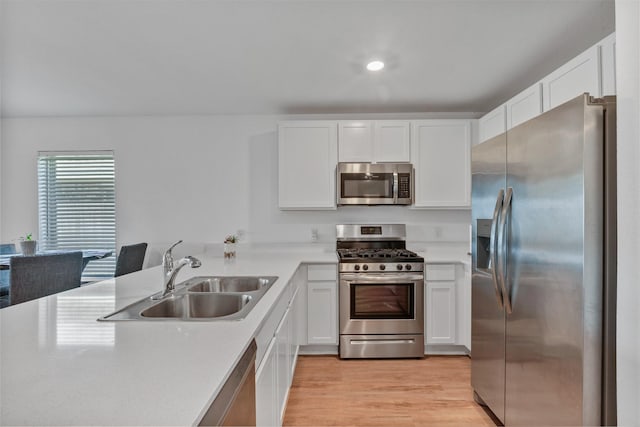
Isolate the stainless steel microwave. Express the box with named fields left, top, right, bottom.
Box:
left=337, top=163, right=414, bottom=206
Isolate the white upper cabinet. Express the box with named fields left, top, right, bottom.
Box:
left=600, top=32, right=616, bottom=96
left=478, top=105, right=506, bottom=143
left=411, top=120, right=471, bottom=208
left=373, top=121, right=411, bottom=162
left=506, top=82, right=543, bottom=129
left=338, top=121, right=373, bottom=162
left=542, top=45, right=600, bottom=111
left=338, top=120, right=410, bottom=163
left=278, top=121, right=338, bottom=210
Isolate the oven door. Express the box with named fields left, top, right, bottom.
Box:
left=339, top=273, right=424, bottom=335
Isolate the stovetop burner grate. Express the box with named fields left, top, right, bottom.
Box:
left=337, top=248, right=422, bottom=261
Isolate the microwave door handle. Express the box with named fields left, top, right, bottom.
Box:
left=393, top=172, right=399, bottom=203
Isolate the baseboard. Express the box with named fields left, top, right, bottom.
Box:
left=299, top=345, right=339, bottom=355
left=299, top=344, right=469, bottom=356
left=425, top=344, right=470, bottom=355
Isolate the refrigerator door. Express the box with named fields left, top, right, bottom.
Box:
left=504, top=94, right=604, bottom=425
left=471, top=133, right=506, bottom=424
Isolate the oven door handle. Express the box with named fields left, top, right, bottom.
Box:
left=340, top=273, right=424, bottom=283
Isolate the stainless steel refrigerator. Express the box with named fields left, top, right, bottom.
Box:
left=471, top=94, right=617, bottom=426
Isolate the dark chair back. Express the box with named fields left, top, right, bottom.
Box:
left=114, top=243, right=147, bottom=277
left=9, top=252, right=83, bottom=305
left=0, top=244, right=17, bottom=302
left=0, top=243, right=17, bottom=255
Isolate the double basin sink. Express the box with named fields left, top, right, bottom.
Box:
left=98, top=276, right=278, bottom=321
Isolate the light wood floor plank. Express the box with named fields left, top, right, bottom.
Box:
left=283, top=355, right=498, bottom=426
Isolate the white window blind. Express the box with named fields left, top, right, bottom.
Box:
left=38, top=151, right=116, bottom=278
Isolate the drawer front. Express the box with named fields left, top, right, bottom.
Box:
left=425, top=264, right=456, bottom=281
left=307, top=264, right=337, bottom=281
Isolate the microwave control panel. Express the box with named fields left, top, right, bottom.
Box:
left=398, top=174, right=411, bottom=198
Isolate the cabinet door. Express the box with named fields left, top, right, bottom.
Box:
left=542, top=45, right=600, bottom=111
left=478, top=105, right=506, bottom=143
left=600, top=32, right=616, bottom=96
left=289, top=286, right=300, bottom=379
left=275, top=307, right=291, bottom=424
left=461, top=264, right=471, bottom=351
left=278, top=121, right=338, bottom=209
left=373, top=121, right=411, bottom=162
left=255, top=337, right=278, bottom=427
left=425, top=281, right=457, bottom=344
left=411, top=120, right=471, bottom=208
left=506, top=83, right=543, bottom=129
left=338, top=121, right=373, bottom=162
left=307, top=281, right=338, bottom=345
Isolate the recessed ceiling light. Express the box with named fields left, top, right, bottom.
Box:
left=366, top=60, right=385, bottom=71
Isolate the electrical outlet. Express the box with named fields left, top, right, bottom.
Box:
left=435, top=226, right=443, bottom=239
left=311, top=228, right=318, bottom=242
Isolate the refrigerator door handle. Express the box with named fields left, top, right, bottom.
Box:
left=498, top=187, right=514, bottom=314
left=489, top=189, right=505, bottom=308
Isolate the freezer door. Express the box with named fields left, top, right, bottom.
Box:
left=471, top=133, right=506, bottom=424
left=504, top=94, right=604, bottom=425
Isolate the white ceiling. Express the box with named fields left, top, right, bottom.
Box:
left=0, top=0, right=615, bottom=117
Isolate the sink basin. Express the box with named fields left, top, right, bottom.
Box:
left=98, top=275, right=278, bottom=321
left=141, top=294, right=252, bottom=319
left=186, top=276, right=277, bottom=293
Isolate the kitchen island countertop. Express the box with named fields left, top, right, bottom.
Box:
left=0, top=243, right=467, bottom=425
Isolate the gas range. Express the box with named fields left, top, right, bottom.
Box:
left=336, top=224, right=425, bottom=359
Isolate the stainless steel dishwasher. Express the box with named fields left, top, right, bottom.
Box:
left=198, top=340, right=257, bottom=426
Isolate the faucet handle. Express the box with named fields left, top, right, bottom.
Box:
left=163, top=240, right=183, bottom=269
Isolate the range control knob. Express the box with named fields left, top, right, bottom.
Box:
left=405, top=264, right=412, bottom=271
left=379, top=264, right=386, bottom=271
left=397, top=264, right=403, bottom=271
left=354, top=265, right=360, bottom=271
left=362, top=264, right=369, bottom=271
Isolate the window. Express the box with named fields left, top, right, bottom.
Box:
left=38, top=151, right=116, bottom=279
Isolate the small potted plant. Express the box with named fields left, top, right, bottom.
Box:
left=20, top=233, right=37, bottom=256
left=224, top=235, right=237, bottom=259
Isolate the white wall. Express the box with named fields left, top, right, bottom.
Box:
left=0, top=113, right=473, bottom=253
left=614, top=0, right=640, bottom=424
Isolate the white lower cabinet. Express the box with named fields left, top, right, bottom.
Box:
left=275, top=306, right=292, bottom=423
left=306, top=265, right=338, bottom=345
left=255, top=270, right=304, bottom=427
left=255, top=337, right=278, bottom=427
left=424, top=263, right=472, bottom=351
left=425, top=281, right=457, bottom=344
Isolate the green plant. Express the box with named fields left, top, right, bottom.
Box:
left=23, top=233, right=33, bottom=241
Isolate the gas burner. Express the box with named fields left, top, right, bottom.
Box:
left=337, top=248, right=423, bottom=262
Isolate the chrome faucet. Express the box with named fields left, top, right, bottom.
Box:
left=153, top=240, right=202, bottom=299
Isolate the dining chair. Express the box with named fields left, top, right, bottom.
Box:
left=0, top=243, right=17, bottom=308
left=9, top=252, right=83, bottom=306
left=114, top=243, right=148, bottom=277
left=0, top=243, right=17, bottom=255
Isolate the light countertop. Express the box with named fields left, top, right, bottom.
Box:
left=0, top=243, right=467, bottom=425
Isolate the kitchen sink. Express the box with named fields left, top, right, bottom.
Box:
left=185, top=276, right=277, bottom=293
left=98, top=275, right=277, bottom=321
left=141, top=294, right=252, bottom=319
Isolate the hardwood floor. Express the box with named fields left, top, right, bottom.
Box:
left=283, top=355, right=498, bottom=427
